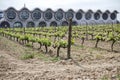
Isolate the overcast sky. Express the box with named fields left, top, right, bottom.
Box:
left=0, top=0, right=120, bottom=20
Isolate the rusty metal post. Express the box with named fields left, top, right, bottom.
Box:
left=67, top=18, right=72, bottom=59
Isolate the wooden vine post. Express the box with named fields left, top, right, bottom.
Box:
left=67, top=18, right=72, bottom=59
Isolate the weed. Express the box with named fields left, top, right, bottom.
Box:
left=21, top=53, right=34, bottom=60
left=36, top=53, right=60, bottom=62
left=36, top=53, right=50, bottom=61
left=117, top=74, right=120, bottom=80
left=50, top=57, right=60, bottom=62
left=101, top=75, right=108, bottom=80
left=25, top=43, right=33, bottom=47
left=79, top=45, right=84, bottom=48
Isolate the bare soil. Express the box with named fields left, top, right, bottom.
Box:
left=0, top=36, right=120, bottom=80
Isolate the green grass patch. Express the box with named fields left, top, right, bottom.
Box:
left=25, top=43, right=33, bottom=47
left=101, top=75, right=108, bottom=80
left=35, top=53, right=60, bottom=62
left=50, top=57, right=60, bottom=62
left=79, top=45, right=84, bottom=48
left=117, top=74, right=120, bottom=80
left=21, top=53, right=34, bottom=60
left=36, top=53, right=48, bottom=60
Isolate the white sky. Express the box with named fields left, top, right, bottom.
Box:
left=0, top=0, right=120, bottom=20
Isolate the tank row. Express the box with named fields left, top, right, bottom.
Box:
left=0, top=7, right=119, bottom=28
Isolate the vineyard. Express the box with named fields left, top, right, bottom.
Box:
left=0, top=24, right=120, bottom=80
left=1, top=24, right=120, bottom=54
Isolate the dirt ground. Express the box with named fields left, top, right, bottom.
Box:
left=0, top=36, right=120, bottom=80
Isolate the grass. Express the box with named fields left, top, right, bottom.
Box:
left=35, top=53, right=60, bottom=62
left=21, top=53, right=34, bottom=60
left=36, top=53, right=49, bottom=61
left=50, top=57, right=60, bottom=62
left=101, top=74, right=120, bottom=80
left=25, top=43, right=33, bottom=47
left=117, top=74, right=120, bottom=80
left=79, top=45, right=84, bottom=48
left=101, top=75, right=108, bottom=80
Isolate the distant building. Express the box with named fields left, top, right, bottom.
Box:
left=117, top=20, right=120, bottom=24
left=0, top=7, right=119, bottom=28
left=0, top=11, right=3, bottom=19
